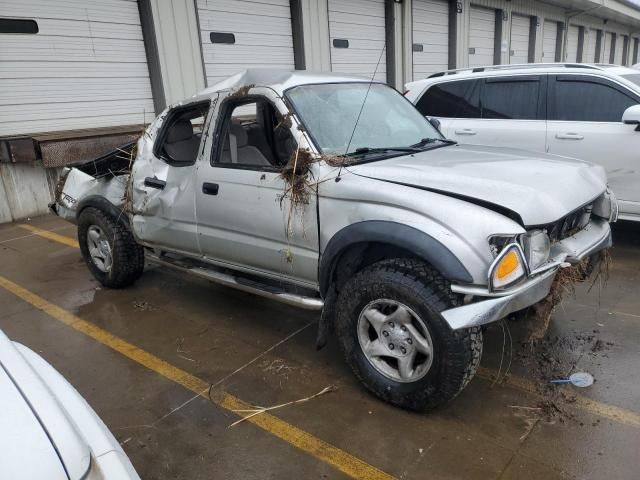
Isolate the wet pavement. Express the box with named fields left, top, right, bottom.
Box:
left=0, top=215, right=638, bottom=480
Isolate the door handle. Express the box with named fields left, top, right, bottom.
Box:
left=555, top=133, right=584, bottom=140
left=144, top=177, right=166, bottom=189
left=202, top=182, right=219, bottom=195
left=454, top=129, right=477, bottom=135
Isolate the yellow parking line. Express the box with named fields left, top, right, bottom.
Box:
left=18, top=223, right=79, bottom=248
left=0, top=274, right=395, bottom=480
left=18, top=223, right=640, bottom=430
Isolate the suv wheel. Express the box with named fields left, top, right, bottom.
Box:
left=335, top=258, right=483, bottom=411
left=78, top=207, right=145, bottom=288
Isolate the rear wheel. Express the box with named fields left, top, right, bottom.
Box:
left=335, top=258, right=482, bottom=411
left=78, top=207, right=144, bottom=288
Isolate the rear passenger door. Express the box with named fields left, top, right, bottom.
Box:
left=547, top=75, right=640, bottom=217
left=471, top=75, right=547, bottom=151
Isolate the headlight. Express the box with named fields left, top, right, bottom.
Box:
left=521, top=230, right=550, bottom=272
left=592, top=188, right=618, bottom=222
left=489, top=244, right=527, bottom=290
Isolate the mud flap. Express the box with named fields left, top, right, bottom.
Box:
left=316, top=285, right=337, bottom=350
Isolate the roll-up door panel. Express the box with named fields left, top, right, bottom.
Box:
left=566, top=25, right=580, bottom=62
left=328, top=0, right=387, bottom=81
left=196, top=0, right=295, bottom=86
left=412, top=0, right=449, bottom=79
left=468, top=5, right=496, bottom=68
left=510, top=14, right=530, bottom=64
left=542, top=20, right=558, bottom=62
left=585, top=29, right=598, bottom=63
left=0, top=0, right=154, bottom=136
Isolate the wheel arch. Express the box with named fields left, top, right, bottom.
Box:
left=318, top=221, right=473, bottom=297
left=76, top=195, right=130, bottom=228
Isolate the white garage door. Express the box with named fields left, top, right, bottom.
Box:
left=468, top=5, right=496, bottom=68
left=542, top=20, right=558, bottom=62
left=196, top=0, right=295, bottom=86
left=412, top=0, right=448, bottom=80
left=328, top=0, right=386, bottom=81
left=510, top=14, right=530, bottom=64
left=614, top=35, right=626, bottom=65
left=0, top=0, right=154, bottom=137
left=565, top=25, right=580, bottom=62
left=585, top=29, right=598, bottom=63
left=604, top=32, right=614, bottom=63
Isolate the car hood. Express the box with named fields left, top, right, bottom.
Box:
left=0, top=331, right=90, bottom=480
left=0, top=365, right=68, bottom=479
left=347, top=144, right=607, bottom=226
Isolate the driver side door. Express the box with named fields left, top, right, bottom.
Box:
left=195, top=88, right=319, bottom=288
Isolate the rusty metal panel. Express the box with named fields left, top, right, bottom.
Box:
left=0, top=138, right=38, bottom=163
left=40, top=133, right=140, bottom=168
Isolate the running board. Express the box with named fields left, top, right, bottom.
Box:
left=146, top=254, right=324, bottom=311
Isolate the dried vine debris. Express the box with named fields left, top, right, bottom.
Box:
left=525, top=250, right=612, bottom=344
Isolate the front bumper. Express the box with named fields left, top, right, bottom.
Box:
left=441, top=218, right=612, bottom=330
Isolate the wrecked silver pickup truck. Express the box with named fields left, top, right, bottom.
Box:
left=52, top=70, right=617, bottom=411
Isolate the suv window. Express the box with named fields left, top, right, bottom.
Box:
left=481, top=78, right=541, bottom=120
left=214, top=97, right=296, bottom=169
left=415, top=80, right=481, bottom=118
left=156, top=102, right=210, bottom=165
left=551, top=76, right=639, bottom=122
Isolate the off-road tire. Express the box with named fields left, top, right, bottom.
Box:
left=335, top=258, right=483, bottom=411
left=77, top=207, right=145, bottom=288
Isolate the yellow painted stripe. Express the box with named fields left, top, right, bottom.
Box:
left=18, top=224, right=79, bottom=248
left=18, top=223, right=640, bottom=430
left=0, top=275, right=395, bottom=480
left=477, top=367, right=640, bottom=428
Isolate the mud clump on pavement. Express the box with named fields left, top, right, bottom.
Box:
left=515, top=331, right=613, bottom=423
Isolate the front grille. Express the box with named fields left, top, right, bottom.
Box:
left=544, top=204, right=592, bottom=242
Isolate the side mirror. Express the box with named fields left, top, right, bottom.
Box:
left=622, top=105, right=640, bottom=131
left=427, top=116, right=442, bottom=132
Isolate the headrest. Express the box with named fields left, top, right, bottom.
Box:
left=228, top=124, right=248, bottom=148
left=166, top=120, right=193, bottom=143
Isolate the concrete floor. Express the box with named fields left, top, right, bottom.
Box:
left=0, top=215, right=639, bottom=480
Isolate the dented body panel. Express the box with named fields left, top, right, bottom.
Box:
left=53, top=69, right=616, bottom=331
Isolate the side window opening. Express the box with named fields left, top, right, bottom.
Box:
left=481, top=78, right=541, bottom=120
left=551, top=77, right=639, bottom=122
left=415, top=80, right=482, bottom=119
left=158, top=102, right=210, bottom=165
left=216, top=97, right=296, bottom=169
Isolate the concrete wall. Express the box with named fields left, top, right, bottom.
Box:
left=0, top=163, right=58, bottom=223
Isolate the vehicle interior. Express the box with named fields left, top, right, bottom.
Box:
left=218, top=99, right=296, bottom=168
left=159, top=103, right=209, bottom=164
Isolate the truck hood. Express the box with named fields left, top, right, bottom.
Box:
left=347, top=144, right=607, bottom=226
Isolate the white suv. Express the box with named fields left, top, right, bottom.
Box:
left=405, top=64, right=640, bottom=221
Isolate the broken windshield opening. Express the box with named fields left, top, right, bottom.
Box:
left=285, top=83, right=443, bottom=156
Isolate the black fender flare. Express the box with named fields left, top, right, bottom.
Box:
left=318, top=220, right=473, bottom=297
left=76, top=195, right=131, bottom=229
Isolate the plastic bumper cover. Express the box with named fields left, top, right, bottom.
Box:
left=442, top=218, right=612, bottom=330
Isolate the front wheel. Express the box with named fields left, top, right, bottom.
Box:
left=77, top=207, right=145, bottom=288
left=335, top=259, right=483, bottom=411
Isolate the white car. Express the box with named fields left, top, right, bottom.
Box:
left=405, top=63, right=640, bottom=221
left=0, top=330, right=140, bottom=479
